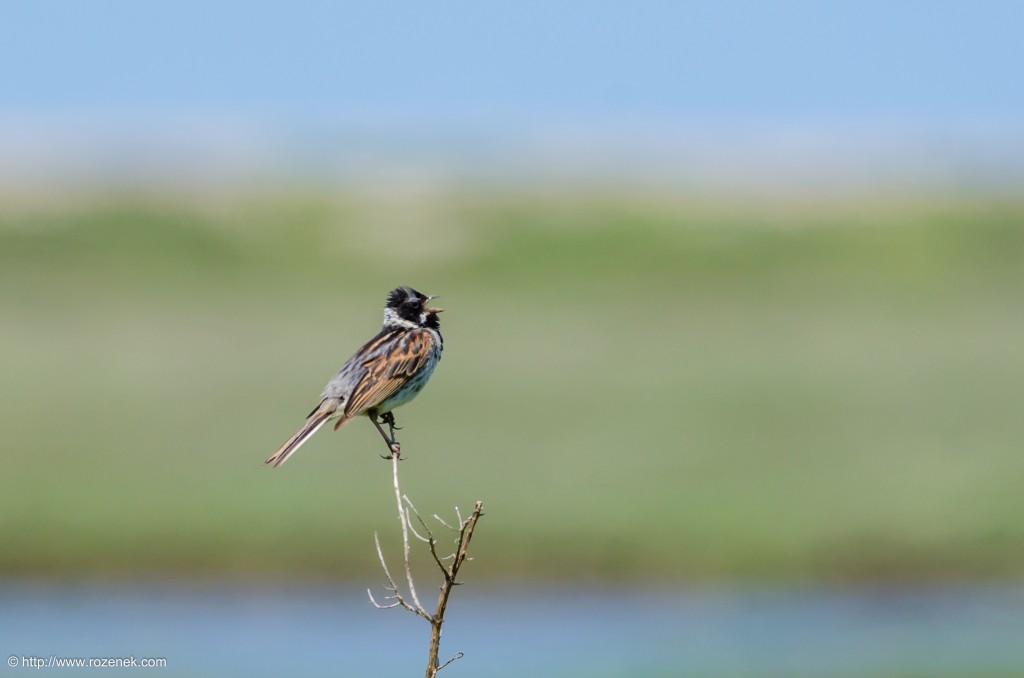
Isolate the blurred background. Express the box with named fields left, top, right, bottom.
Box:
left=2, top=1, right=1023, bottom=676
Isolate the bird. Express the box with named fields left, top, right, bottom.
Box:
left=265, top=286, right=444, bottom=467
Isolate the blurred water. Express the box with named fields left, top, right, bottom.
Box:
left=1, top=582, right=1022, bottom=678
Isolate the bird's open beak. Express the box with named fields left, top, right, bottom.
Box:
left=426, top=294, right=443, bottom=313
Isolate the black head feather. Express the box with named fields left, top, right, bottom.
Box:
left=386, top=286, right=426, bottom=308
left=385, top=286, right=434, bottom=325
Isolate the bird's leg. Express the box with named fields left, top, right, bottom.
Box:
left=371, top=413, right=402, bottom=460
left=380, top=411, right=402, bottom=437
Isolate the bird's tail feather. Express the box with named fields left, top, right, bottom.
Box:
left=265, top=398, right=341, bottom=468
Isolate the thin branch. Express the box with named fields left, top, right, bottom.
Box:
left=370, top=442, right=485, bottom=678
left=407, top=519, right=431, bottom=543
left=426, top=535, right=449, bottom=576
left=406, top=499, right=450, bottom=576
left=404, top=497, right=433, bottom=543
left=372, top=532, right=397, bottom=589
left=389, top=450, right=428, bottom=617
left=369, top=531, right=420, bottom=614
left=432, top=513, right=456, bottom=530
left=425, top=500, right=483, bottom=678
left=435, top=652, right=464, bottom=673
left=366, top=589, right=402, bottom=610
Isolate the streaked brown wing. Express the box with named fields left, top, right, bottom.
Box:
left=343, top=329, right=435, bottom=417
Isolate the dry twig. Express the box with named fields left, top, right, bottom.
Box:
left=368, top=449, right=484, bottom=678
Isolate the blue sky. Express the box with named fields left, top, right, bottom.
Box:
left=3, top=1, right=1022, bottom=184
left=4, top=0, right=1022, bottom=125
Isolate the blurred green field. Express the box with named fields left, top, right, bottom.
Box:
left=2, top=187, right=1022, bottom=581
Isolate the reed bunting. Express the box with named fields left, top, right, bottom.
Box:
left=265, top=286, right=444, bottom=467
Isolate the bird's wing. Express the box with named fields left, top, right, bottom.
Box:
left=342, top=328, right=436, bottom=418
left=319, top=327, right=398, bottom=401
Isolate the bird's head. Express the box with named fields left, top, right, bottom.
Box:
left=384, top=286, right=443, bottom=329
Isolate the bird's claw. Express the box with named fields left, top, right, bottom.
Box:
left=380, top=443, right=403, bottom=461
